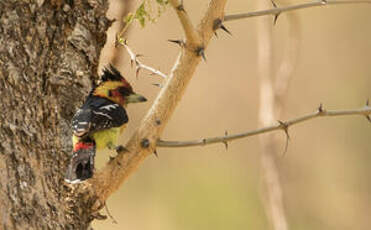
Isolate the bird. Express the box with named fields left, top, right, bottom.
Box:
left=65, top=65, right=147, bottom=184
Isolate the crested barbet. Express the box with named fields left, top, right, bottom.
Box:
left=65, top=65, right=147, bottom=183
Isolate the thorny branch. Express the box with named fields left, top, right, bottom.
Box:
left=117, top=39, right=168, bottom=79
left=157, top=104, right=371, bottom=148
left=224, top=0, right=371, bottom=22
left=91, top=0, right=227, bottom=204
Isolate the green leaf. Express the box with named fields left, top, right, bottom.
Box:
left=135, top=3, right=148, bottom=27
left=127, top=0, right=169, bottom=28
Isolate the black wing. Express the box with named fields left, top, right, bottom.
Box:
left=72, top=96, right=128, bottom=137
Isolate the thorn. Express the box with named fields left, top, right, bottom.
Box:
left=152, top=83, right=163, bottom=88
left=318, top=103, right=324, bottom=113
left=269, top=0, right=280, bottom=25
left=277, top=120, right=290, bottom=140
left=122, top=38, right=128, bottom=45
left=277, top=120, right=290, bottom=156
left=195, top=47, right=206, bottom=62
left=153, top=149, right=159, bottom=158
left=270, top=0, right=278, bottom=8
left=282, top=134, right=289, bottom=157
left=131, top=54, right=142, bottom=68
left=223, top=130, right=229, bottom=150
left=220, top=24, right=232, bottom=35
left=202, top=138, right=207, bottom=145
left=168, top=39, right=185, bottom=47
left=363, top=99, right=370, bottom=122
left=135, top=67, right=141, bottom=79
left=273, top=13, right=280, bottom=25
left=213, top=18, right=232, bottom=36
left=200, top=50, right=206, bottom=62
left=223, top=141, right=228, bottom=150
left=214, top=31, right=218, bottom=38
left=141, top=138, right=150, bottom=149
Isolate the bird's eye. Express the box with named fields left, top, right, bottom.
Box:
left=118, top=87, right=131, bottom=96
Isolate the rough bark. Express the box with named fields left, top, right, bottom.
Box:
left=0, top=0, right=110, bottom=229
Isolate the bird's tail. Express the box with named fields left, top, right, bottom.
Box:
left=65, top=138, right=96, bottom=184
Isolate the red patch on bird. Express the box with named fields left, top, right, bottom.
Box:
left=111, top=90, right=121, bottom=97
left=74, top=142, right=95, bottom=152
left=111, top=89, right=126, bottom=105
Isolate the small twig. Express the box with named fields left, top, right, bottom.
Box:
left=224, top=0, right=371, bottom=22
left=157, top=105, right=371, bottom=148
left=118, top=39, right=167, bottom=79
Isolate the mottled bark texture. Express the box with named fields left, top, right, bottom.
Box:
left=0, top=0, right=110, bottom=229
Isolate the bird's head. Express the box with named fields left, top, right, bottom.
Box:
left=93, top=65, right=147, bottom=106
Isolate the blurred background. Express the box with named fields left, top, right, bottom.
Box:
left=94, top=0, right=371, bottom=229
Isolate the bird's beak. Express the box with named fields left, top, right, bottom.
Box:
left=126, top=93, right=147, bottom=103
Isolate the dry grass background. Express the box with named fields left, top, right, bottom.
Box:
left=94, top=0, right=371, bottom=229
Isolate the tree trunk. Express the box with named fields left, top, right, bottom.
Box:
left=0, top=0, right=110, bottom=229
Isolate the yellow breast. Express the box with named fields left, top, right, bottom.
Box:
left=72, top=125, right=126, bottom=151
left=92, top=127, right=121, bottom=150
